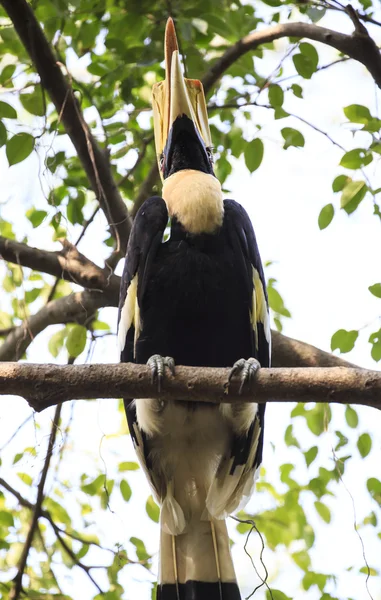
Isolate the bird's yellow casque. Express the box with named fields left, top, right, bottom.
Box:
left=152, top=18, right=212, bottom=179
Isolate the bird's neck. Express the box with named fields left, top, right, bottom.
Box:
left=162, top=170, right=224, bottom=235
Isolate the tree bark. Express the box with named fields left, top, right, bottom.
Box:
left=1, top=363, right=379, bottom=412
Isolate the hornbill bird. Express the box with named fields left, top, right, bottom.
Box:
left=118, top=18, right=271, bottom=600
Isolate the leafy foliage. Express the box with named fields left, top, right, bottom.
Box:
left=0, top=0, right=380, bottom=599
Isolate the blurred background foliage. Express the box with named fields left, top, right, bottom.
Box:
left=0, top=0, right=380, bottom=598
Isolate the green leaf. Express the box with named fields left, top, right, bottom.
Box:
left=340, top=148, right=372, bottom=169
left=48, top=328, right=67, bottom=358
left=367, top=478, right=381, bottom=505
left=314, top=500, right=331, bottom=523
left=118, top=461, right=139, bottom=471
left=359, top=566, right=378, bottom=576
left=267, top=285, right=291, bottom=318
left=17, top=472, right=33, bottom=486
left=293, top=43, right=318, bottom=79
left=81, top=474, right=105, bottom=496
left=26, top=208, right=48, bottom=228
left=340, top=180, right=367, bottom=214
left=0, top=121, right=7, bottom=147
left=284, top=424, right=300, bottom=448
left=332, top=174, right=350, bottom=193
left=268, top=84, right=284, bottom=108
left=13, top=452, right=23, bottom=464
left=66, top=325, right=87, bottom=357
left=120, top=479, right=132, bottom=502
left=318, top=204, right=334, bottom=230
left=306, top=404, right=329, bottom=436
left=0, top=510, right=14, bottom=527
left=266, top=590, right=292, bottom=600
left=130, top=536, right=150, bottom=561
left=345, top=405, right=359, bottom=428
left=304, top=446, right=318, bottom=467
left=0, top=101, right=17, bottom=119
left=292, top=549, right=311, bottom=571
left=369, top=329, right=381, bottom=362
left=19, top=87, right=45, bottom=117
left=244, top=138, right=264, bottom=173
left=291, top=83, right=303, bottom=98
left=357, top=433, right=372, bottom=458
left=25, top=288, right=42, bottom=304
left=344, top=104, right=372, bottom=124
left=331, top=329, right=358, bottom=353
left=335, top=431, right=348, bottom=451
left=6, top=133, right=35, bottom=166
left=281, top=127, right=305, bottom=150
left=146, top=495, right=160, bottom=523
left=369, top=283, right=381, bottom=298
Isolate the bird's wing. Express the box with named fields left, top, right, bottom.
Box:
left=206, top=199, right=271, bottom=519
left=118, top=196, right=168, bottom=501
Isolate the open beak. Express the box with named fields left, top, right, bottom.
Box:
left=152, top=18, right=213, bottom=180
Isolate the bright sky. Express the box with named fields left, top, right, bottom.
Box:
left=1, top=5, right=381, bottom=600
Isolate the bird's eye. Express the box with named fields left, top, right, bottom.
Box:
left=206, top=147, right=214, bottom=163
left=159, top=154, right=165, bottom=170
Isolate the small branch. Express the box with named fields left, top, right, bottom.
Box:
left=0, top=290, right=116, bottom=361
left=75, top=205, right=100, bottom=245
left=0, top=363, right=379, bottom=411
left=201, top=20, right=381, bottom=92
left=0, top=236, right=119, bottom=294
left=0, top=0, right=131, bottom=253
left=0, top=478, right=105, bottom=595
left=209, top=101, right=346, bottom=151
left=51, top=525, right=104, bottom=594
left=10, top=404, right=62, bottom=600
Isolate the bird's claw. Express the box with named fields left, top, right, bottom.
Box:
left=147, top=354, right=175, bottom=392
left=227, top=357, right=261, bottom=395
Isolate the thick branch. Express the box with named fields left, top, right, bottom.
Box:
left=0, top=290, right=116, bottom=361
left=0, top=236, right=120, bottom=294
left=0, top=363, right=379, bottom=411
left=271, top=330, right=356, bottom=368
left=0, top=0, right=131, bottom=253
left=202, top=20, right=381, bottom=92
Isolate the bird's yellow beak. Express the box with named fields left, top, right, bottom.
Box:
left=152, top=18, right=212, bottom=180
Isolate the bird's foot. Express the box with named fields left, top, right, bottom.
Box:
left=227, top=357, right=261, bottom=395
left=147, top=354, right=175, bottom=393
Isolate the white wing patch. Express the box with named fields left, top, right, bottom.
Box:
left=251, top=267, right=271, bottom=349
left=117, top=275, right=139, bottom=355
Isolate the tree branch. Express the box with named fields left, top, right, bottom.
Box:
left=0, top=236, right=120, bottom=294
left=0, top=290, right=116, bottom=361
left=0, top=0, right=131, bottom=253
left=202, top=19, right=381, bottom=92
left=270, top=330, right=357, bottom=368
left=10, top=403, right=62, bottom=600
left=0, top=476, right=104, bottom=594
left=0, top=363, right=379, bottom=411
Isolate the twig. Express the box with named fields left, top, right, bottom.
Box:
left=10, top=403, right=62, bottom=599
left=75, top=205, right=101, bottom=245
left=0, top=414, right=33, bottom=453
left=209, top=100, right=346, bottom=150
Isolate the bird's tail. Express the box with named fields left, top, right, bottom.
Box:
left=158, top=517, right=241, bottom=600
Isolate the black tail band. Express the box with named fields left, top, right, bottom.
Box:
left=158, top=581, right=241, bottom=600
